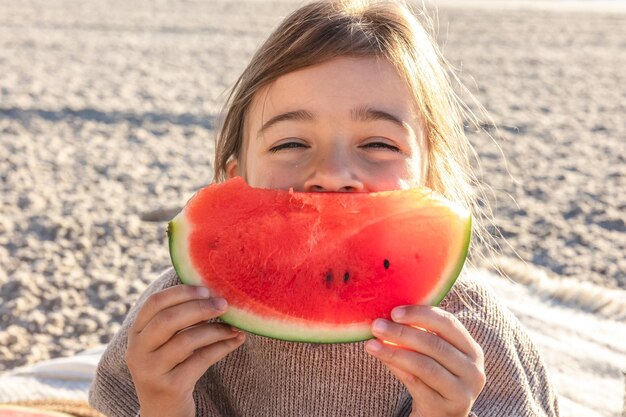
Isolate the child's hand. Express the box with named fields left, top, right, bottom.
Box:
left=365, top=306, right=485, bottom=417
left=126, top=285, right=245, bottom=417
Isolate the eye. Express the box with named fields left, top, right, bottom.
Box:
left=361, top=141, right=401, bottom=152
left=269, top=141, right=308, bottom=153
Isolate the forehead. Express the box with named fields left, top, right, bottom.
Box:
left=245, top=56, right=421, bottom=135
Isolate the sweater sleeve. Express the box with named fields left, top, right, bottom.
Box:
left=446, top=279, right=560, bottom=417
left=88, top=268, right=224, bottom=417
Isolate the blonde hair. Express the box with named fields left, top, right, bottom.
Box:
left=214, top=0, right=490, bottom=266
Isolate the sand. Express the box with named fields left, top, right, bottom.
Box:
left=0, top=0, right=625, bottom=411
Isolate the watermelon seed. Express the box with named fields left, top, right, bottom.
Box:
left=325, top=272, right=333, bottom=288
left=343, top=272, right=349, bottom=283
left=384, top=259, right=390, bottom=270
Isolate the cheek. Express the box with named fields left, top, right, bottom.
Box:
left=238, top=131, right=264, bottom=185
left=240, top=144, right=291, bottom=190
left=392, top=153, right=426, bottom=188
left=408, top=137, right=428, bottom=187
left=412, top=155, right=428, bottom=187
left=245, top=164, right=305, bottom=190
left=357, top=160, right=422, bottom=192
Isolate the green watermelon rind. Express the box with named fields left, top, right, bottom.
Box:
left=222, top=309, right=374, bottom=343
left=168, top=218, right=203, bottom=286
left=167, top=202, right=472, bottom=344
left=426, top=212, right=472, bottom=306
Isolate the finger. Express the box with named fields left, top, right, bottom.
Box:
left=132, top=285, right=213, bottom=333
left=154, top=322, right=241, bottom=368
left=170, top=332, right=246, bottom=384
left=365, top=339, right=461, bottom=400
left=139, top=297, right=229, bottom=352
left=385, top=362, right=441, bottom=405
left=386, top=362, right=474, bottom=417
left=390, top=306, right=483, bottom=361
left=371, top=318, right=472, bottom=378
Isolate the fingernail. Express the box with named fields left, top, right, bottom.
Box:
left=197, top=287, right=210, bottom=298
left=372, top=319, right=388, bottom=333
left=365, top=339, right=382, bottom=353
left=391, top=307, right=405, bottom=321
left=212, top=297, right=227, bottom=311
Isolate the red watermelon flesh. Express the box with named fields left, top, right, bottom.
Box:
left=0, top=405, right=74, bottom=417
left=168, top=177, right=471, bottom=343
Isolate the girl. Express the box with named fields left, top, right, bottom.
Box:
left=89, top=1, right=559, bottom=416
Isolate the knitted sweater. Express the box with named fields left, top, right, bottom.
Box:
left=89, top=268, right=560, bottom=417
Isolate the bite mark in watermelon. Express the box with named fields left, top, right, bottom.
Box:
left=168, top=177, right=471, bottom=343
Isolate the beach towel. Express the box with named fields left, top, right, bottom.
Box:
left=0, top=347, right=105, bottom=417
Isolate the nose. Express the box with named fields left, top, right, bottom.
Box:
left=303, top=153, right=364, bottom=193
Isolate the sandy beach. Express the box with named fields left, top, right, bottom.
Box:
left=1, top=0, right=625, bottom=408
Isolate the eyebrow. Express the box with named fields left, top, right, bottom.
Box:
left=257, top=106, right=410, bottom=136
left=257, top=110, right=314, bottom=136
left=351, top=105, right=409, bottom=131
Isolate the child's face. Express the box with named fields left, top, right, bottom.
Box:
left=228, top=56, right=427, bottom=192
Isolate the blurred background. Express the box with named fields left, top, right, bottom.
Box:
left=0, top=0, right=624, bottom=386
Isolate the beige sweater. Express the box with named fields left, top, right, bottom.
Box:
left=89, top=268, right=560, bottom=417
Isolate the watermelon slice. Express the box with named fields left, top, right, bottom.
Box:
left=0, top=405, right=74, bottom=417
left=168, top=177, right=471, bottom=343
